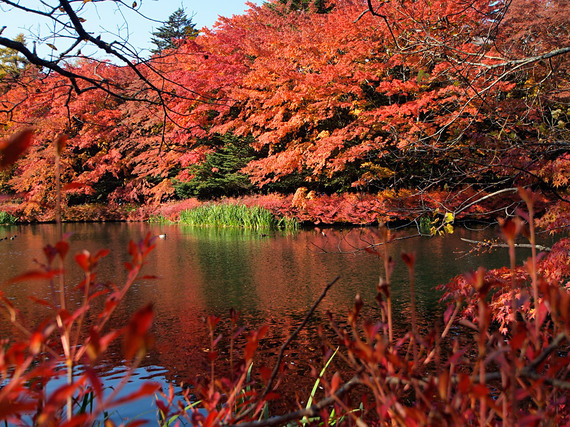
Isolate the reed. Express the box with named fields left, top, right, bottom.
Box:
left=0, top=211, right=17, bottom=225
left=179, top=203, right=298, bottom=230
left=148, top=214, right=172, bottom=224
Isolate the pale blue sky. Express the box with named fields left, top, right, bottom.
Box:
left=1, top=0, right=264, bottom=58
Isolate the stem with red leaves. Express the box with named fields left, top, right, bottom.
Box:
left=382, top=234, right=393, bottom=345
left=402, top=252, right=418, bottom=366
left=478, top=293, right=487, bottom=425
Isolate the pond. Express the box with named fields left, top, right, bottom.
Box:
left=0, top=222, right=522, bottom=423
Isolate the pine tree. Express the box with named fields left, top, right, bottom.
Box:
left=150, top=8, right=198, bottom=54
left=0, top=34, right=28, bottom=79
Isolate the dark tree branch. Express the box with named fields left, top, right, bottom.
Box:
left=234, top=276, right=340, bottom=422
left=230, top=375, right=362, bottom=427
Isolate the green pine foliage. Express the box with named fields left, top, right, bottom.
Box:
left=150, top=8, right=199, bottom=54
left=175, top=138, right=257, bottom=200
left=0, top=34, right=28, bottom=79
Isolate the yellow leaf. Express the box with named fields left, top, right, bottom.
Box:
left=46, top=43, right=57, bottom=50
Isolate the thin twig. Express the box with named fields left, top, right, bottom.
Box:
left=262, top=276, right=340, bottom=399
left=460, top=238, right=551, bottom=252
left=235, top=276, right=340, bottom=422
left=231, top=375, right=361, bottom=427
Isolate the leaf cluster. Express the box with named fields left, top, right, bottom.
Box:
left=0, top=0, right=568, bottom=226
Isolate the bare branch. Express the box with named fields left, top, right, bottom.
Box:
left=460, top=238, right=552, bottom=252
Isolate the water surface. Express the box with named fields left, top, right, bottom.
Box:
left=0, top=222, right=518, bottom=422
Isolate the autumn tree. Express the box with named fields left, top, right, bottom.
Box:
left=0, top=0, right=203, bottom=110
left=272, top=0, right=335, bottom=13
left=150, top=7, right=199, bottom=55
left=0, top=0, right=568, bottom=221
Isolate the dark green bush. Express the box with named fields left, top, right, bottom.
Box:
left=175, top=138, right=257, bottom=200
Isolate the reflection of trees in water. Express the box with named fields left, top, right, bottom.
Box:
left=0, top=222, right=515, bottom=411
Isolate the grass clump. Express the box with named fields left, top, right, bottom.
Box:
left=0, top=211, right=17, bottom=224
left=179, top=203, right=298, bottom=230
left=148, top=214, right=172, bottom=224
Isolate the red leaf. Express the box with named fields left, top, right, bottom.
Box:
left=125, top=420, right=150, bottom=427
left=0, top=401, right=39, bottom=420
left=5, top=342, right=28, bottom=365
left=84, top=367, right=104, bottom=402
left=517, top=187, right=535, bottom=209
left=155, top=400, right=169, bottom=414
left=443, top=304, right=454, bottom=325
left=264, top=392, right=281, bottom=401
left=44, top=244, right=58, bottom=264
left=464, top=267, right=490, bottom=295
left=110, top=382, right=160, bottom=406
left=401, top=251, right=416, bottom=268
left=207, top=315, right=220, bottom=330
left=75, top=251, right=91, bottom=272
left=55, top=241, right=70, bottom=260
left=58, top=414, right=91, bottom=427
left=55, top=134, right=68, bottom=156
left=510, top=329, right=527, bottom=351
left=458, top=373, right=470, bottom=393
left=364, top=247, right=382, bottom=257
left=471, top=383, right=489, bottom=398
left=94, top=248, right=110, bottom=261
left=63, top=182, right=92, bottom=191
left=124, top=303, right=154, bottom=360
left=331, top=372, right=341, bottom=394
left=28, top=295, right=54, bottom=308
left=536, top=300, right=548, bottom=327
left=499, top=217, right=523, bottom=244
left=7, top=269, right=61, bottom=284
left=47, top=380, right=84, bottom=406
left=0, top=128, right=34, bottom=168
left=244, top=325, right=269, bottom=361
left=29, top=331, right=43, bottom=354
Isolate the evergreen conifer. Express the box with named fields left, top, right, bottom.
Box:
left=150, top=8, right=198, bottom=54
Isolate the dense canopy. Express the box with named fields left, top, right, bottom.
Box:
left=0, top=0, right=568, bottom=224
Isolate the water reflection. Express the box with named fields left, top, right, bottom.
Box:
left=0, top=222, right=519, bottom=416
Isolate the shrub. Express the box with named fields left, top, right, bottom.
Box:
left=175, top=138, right=257, bottom=200
left=1, top=199, right=569, bottom=425
left=0, top=234, right=161, bottom=425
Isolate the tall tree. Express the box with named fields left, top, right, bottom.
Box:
left=0, top=34, right=28, bottom=79
left=0, top=0, right=201, bottom=109
left=150, top=8, right=199, bottom=54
